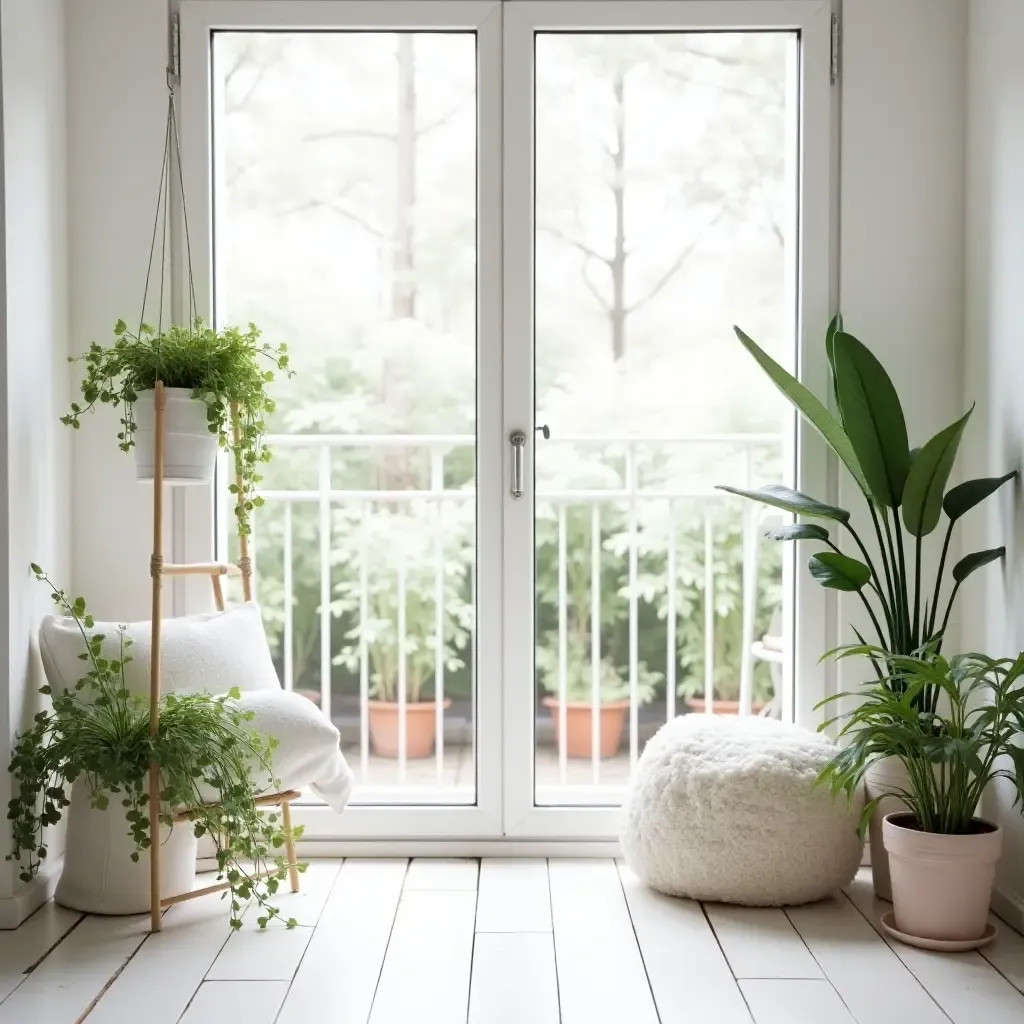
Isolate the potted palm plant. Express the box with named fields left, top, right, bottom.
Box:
left=717, top=316, right=1015, bottom=894
left=817, top=644, right=1024, bottom=948
left=537, top=633, right=658, bottom=759
left=62, top=318, right=291, bottom=536
left=7, top=568, right=304, bottom=929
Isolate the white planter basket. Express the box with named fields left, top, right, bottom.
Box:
left=56, top=779, right=198, bottom=915
left=133, top=387, right=218, bottom=485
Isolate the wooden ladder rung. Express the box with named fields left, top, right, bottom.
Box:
left=173, top=789, right=301, bottom=823
left=160, top=561, right=242, bottom=577
left=160, top=863, right=286, bottom=907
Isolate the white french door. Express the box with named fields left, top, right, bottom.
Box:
left=178, top=0, right=835, bottom=845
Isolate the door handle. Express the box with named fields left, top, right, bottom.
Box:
left=510, top=430, right=526, bottom=499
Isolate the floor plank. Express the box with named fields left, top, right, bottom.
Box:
left=845, top=874, right=1024, bottom=1023
left=475, top=859, right=552, bottom=933
left=618, top=866, right=751, bottom=1024
left=179, top=980, right=289, bottom=1024
left=88, top=891, right=235, bottom=1024
left=277, top=860, right=407, bottom=1024
left=549, top=861, right=658, bottom=1024
left=368, top=889, right=477, bottom=1024
left=0, top=913, right=149, bottom=1024
left=204, top=860, right=340, bottom=981
left=0, top=902, right=82, bottom=1003
left=740, top=979, right=857, bottom=1024
left=982, top=911, right=1024, bottom=994
left=468, top=932, right=560, bottom=1024
left=707, top=905, right=823, bottom=980
left=404, top=858, right=479, bottom=890
left=786, top=895, right=949, bottom=1024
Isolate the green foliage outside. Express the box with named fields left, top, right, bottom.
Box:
left=213, top=31, right=793, bottom=717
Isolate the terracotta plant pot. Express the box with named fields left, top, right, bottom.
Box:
left=882, top=812, right=1002, bottom=942
left=686, top=698, right=765, bottom=716
left=864, top=756, right=911, bottom=900
left=367, top=699, right=451, bottom=759
left=542, top=698, right=629, bottom=759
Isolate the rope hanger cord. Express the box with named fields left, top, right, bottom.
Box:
left=137, top=80, right=200, bottom=377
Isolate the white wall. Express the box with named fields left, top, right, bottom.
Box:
left=66, top=0, right=169, bottom=621
left=835, top=0, right=967, bottom=684
left=0, top=0, right=71, bottom=913
left=964, top=0, right=1024, bottom=911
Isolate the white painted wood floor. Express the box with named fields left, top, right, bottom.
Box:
left=2, top=861, right=1023, bottom=1024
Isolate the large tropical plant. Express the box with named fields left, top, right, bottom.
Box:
left=717, top=316, right=1014, bottom=709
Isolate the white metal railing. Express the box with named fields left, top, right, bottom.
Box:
left=219, top=432, right=784, bottom=791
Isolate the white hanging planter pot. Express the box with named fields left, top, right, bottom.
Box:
left=133, top=386, right=218, bottom=485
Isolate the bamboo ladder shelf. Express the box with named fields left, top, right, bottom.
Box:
left=147, top=380, right=300, bottom=933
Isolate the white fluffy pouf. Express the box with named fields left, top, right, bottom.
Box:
left=621, top=714, right=863, bottom=906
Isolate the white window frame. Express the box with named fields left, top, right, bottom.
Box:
left=177, top=0, right=837, bottom=847
left=178, top=0, right=506, bottom=842
left=500, top=0, right=836, bottom=840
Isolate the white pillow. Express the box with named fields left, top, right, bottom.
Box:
left=199, top=690, right=354, bottom=813
left=39, top=603, right=281, bottom=698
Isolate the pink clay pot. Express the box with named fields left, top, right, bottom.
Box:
left=882, top=812, right=1002, bottom=942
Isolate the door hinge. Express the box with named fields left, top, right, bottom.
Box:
left=830, top=13, right=840, bottom=86
left=168, top=12, right=181, bottom=86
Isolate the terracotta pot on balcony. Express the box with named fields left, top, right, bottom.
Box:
left=367, top=699, right=451, bottom=759
left=543, top=698, right=630, bottom=759
left=686, top=698, right=765, bottom=716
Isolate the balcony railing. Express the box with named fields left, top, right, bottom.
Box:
left=219, top=432, right=785, bottom=798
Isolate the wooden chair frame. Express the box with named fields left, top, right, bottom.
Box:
left=147, top=380, right=299, bottom=932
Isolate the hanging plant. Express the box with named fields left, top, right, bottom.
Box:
left=61, top=318, right=292, bottom=535
left=7, top=567, right=306, bottom=929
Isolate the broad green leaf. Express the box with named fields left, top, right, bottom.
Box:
left=832, top=332, right=911, bottom=507
left=952, top=547, right=1005, bottom=584
left=902, top=408, right=973, bottom=537
left=943, top=471, right=1017, bottom=522
left=732, top=327, right=869, bottom=494
left=809, top=551, right=871, bottom=591
left=716, top=483, right=850, bottom=523
left=825, top=312, right=843, bottom=405
left=857, top=795, right=885, bottom=839
left=763, top=523, right=830, bottom=542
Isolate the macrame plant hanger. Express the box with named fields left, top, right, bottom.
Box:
left=142, top=58, right=300, bottom=936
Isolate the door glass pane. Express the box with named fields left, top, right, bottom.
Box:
left=534, top=32, right=799, bottom=805
left=212, top=31, right=478, bottom=806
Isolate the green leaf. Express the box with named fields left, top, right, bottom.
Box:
left=825, top=312, right=843, bottom=404
left=901, top=408, right=973, bottom=537
left=732, top=327, right=869, bottom=494
left=832, top=332, right=911, bottom=507
left=114, top=319, right=127, bottom=335
left=952, top=547, right=1005, bottom=584
left=763, top=523, right=830, bottom=543
left=943, top=471, right=1017, bottom=523
left=717, top=483, right=850, bottom=524
left=808, top=551, right=871, bottom=591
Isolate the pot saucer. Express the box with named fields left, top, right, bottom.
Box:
left=880, top=911, right=998, bottom=952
